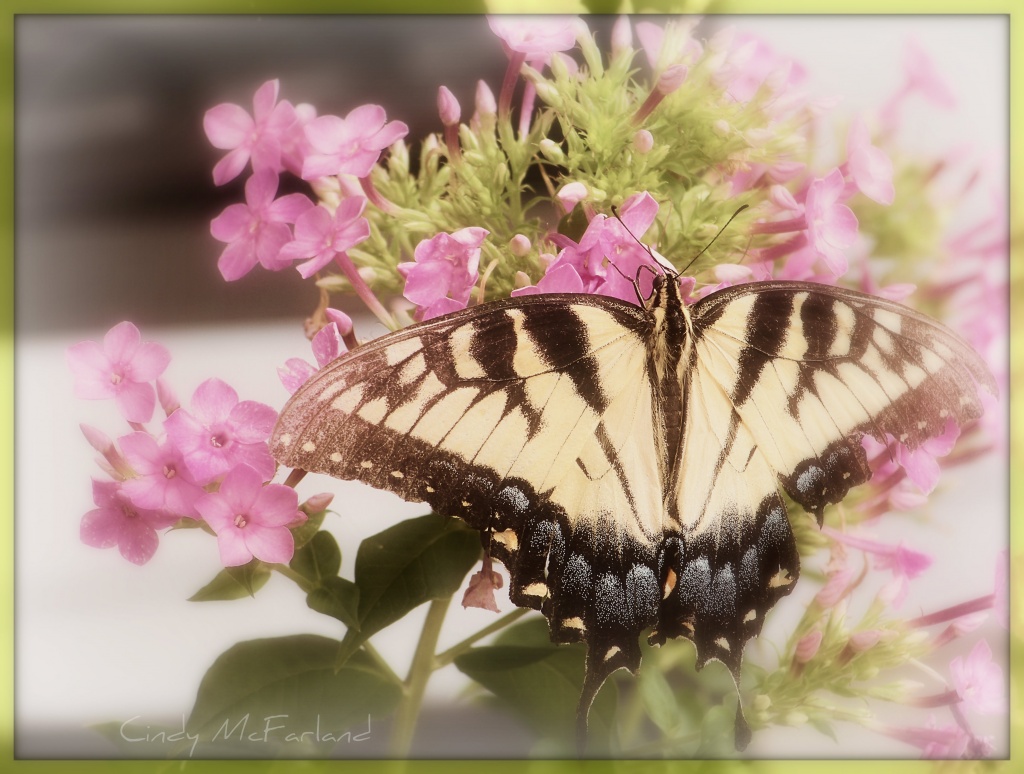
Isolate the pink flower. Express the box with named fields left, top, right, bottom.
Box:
left=81, top=479, right=176, bottom=565
left=204, top=79, right=299, bottom=185
left=518, top=192, right=663, bottom=303
left=904, top=38, right=957, bottom=109
left=462, top=556, right=504, bottom=612
left=278, top=358, right=317, bottom=395
left=301, top=104, right=409, bottom=180
left=67, top=321, right=171, bottom=423
left=277, top=198, right=371, bottom=279
left=164, top=378, right=277, bottom=485
left=950, top=639, right=1005, bottom=715
left=486, top=16, right=579, bottom=58
left=846, top=116, right=895, bottom=205
left=194, top=464, right=304, bottom=566
left=635, top=19, right=703, bottom=70
left=210, top=170, right=314, bottom=281
left=880, top=718, right=970, bottom=758
left=398, top=227, right=488, bottom=320
left=437, top=85, right=461, bottom=127
left=895, top=419, right=960, bottom=494
left=794, top=630, right=823, bottom=664
left=511, top=262, right=585, bottom=297
left=804, top=168, right=859, bottom=276
left=557, top=181, right=589, bottom=213
left=715, top=32, right=806, bottom=103
left=822, top=525, right=932, bottom=608
left=119, top=432, right=204, bottom=517
left=311, top=322, right=345, bottom=367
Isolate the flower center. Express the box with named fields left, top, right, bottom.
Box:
left=109, top=368, right=124, bottom=385
left=209, top=432, right=227, bottom=448
left=234, top=514, right=248, bottom=529
left=163, top=464, right=177, bottom=480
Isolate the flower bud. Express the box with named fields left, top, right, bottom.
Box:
left=538, top=138, right=566, bottom=164
left=155, top=377, right=180, bottom=416
left=437, top=85, right=461, bottom=127
left=784, top=711, right=808, bottom=727
left=656, top=64, right=688, bottom=95
left=509, top=234, right=531, bottom=257
left=611, top=15, right=632, bottom=59
left=633, top=129, right=654, bottom=153
left=513, top=270, right=534, bottom=289
left=712, top=119, right=731, bottom=138
left=475, top=79, right=496, bottom=118
left=795, top=630, right=823, bottom=664
left=849, top=629, right=883, bottom=653
left=557, top=181, right=588, bottom=213
left=302, top=492, right=334, bottom=513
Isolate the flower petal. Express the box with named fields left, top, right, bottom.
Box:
left=204, top=103, right=253, bottom=149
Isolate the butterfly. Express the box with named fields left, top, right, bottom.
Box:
left=270, top=268, right=994, bottom=751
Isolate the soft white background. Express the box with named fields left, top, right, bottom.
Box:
left=15, top=15, right=1008, bottom=758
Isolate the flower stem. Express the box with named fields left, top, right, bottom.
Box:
left=389, top=595, right=451, bottom=757
left=434, top=607, right=530, bottom=668
left=271, top=563, right=314, bottom=594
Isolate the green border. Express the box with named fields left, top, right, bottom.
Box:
left=3, top=1, right=1019, bottom=772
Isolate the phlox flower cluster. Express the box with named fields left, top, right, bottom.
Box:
left=67, top=321, right=308, bottom=567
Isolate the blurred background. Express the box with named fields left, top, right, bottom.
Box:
left=16, top=14, right=1008, bottom=759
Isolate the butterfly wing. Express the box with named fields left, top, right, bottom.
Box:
left=657, top=281, right=995, bottom=680
left=272, top=293, right=671, bottom=705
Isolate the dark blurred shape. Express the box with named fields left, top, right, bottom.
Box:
left=16, top=16, right=511, bottom=334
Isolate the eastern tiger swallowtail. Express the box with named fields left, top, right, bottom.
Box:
left=270, top=269, right=994, bottom=751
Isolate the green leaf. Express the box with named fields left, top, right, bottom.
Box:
left=335, top=513, right=480, bottom=668
left=307, top=576, right=360, bottom=630
left=696, top=703, right=737, bottom=756
left=186, top=635, right=402, bottom=757
left=291, top=507, right=329, bottom=550
left=290, top=531, right=341, bottom=584
left=454, top=640, right=617, bottom=754
left=188, top=561, right=271, bottom=601
left=809, top=715, right=838, bottom=742
left=637, top=659, right=684, bottom=734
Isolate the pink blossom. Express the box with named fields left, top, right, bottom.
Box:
left=210, top=170, right=314, bottom=281
left=556, top=181, right=589, bottom=213
left=714, top=32, right=806, bottom=103
left=81, top=479, right=176, bottom=565
left=822, top=525, right=932, bottom=607
left=519, top=193, right=662, bottom=303
left=301, top=104, right=408, bottom=180
left=895, top=419, right=960, bottom=494
left=950, top=639, right=1005, bottom=716
left=204, top=79, right=299, bottom=185
left=277, top=198, right=371, bottom=279
left=633, top=129, right=654, bottom=153
left=119, top=432, right=204, bottom=517
left=278, top=358, right=317, bottom=395
left=156, top=378, right=180, bottom=417
left=879, top=718, right=970, bottom=758
left=846, top=116, right=895, bottom=205
left=511, top=262, right=585, bottom=297
left=462, top=556, right=504, bottom=612
left=164, top=378, right=277, bottom=485
left=904, top=38, right=957, bottom=108
left=194, top=464, right=304, bottom=566
left=794, top=630, right=823, bottom=663
left=804, top=168, right=859, bottom=276
left=67, top=321, right=171, bottom=423
left=635, top=19, right=703, bottom=70
left=398, top=227, right=488, bottom=320
left=610, top=15, right=632, bottom=59
left=311, top=322, right=345, bottom=367
left=486, top=16, right=579, bottom=58
left=437, top=85, right=461, bottom=127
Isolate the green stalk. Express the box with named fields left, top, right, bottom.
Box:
left=389, top=595, right=451, bottom=757
left=272, top=563, right=315, bottom=594
left=434, top=607, right=530, bottom=668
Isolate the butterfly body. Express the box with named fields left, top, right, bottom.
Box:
left=272, top=275, right=993, bottom=749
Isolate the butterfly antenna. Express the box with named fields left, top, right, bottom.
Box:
left=610, top=204, right=675, bottom=304
left=679, top=204, right=750, bottom=276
